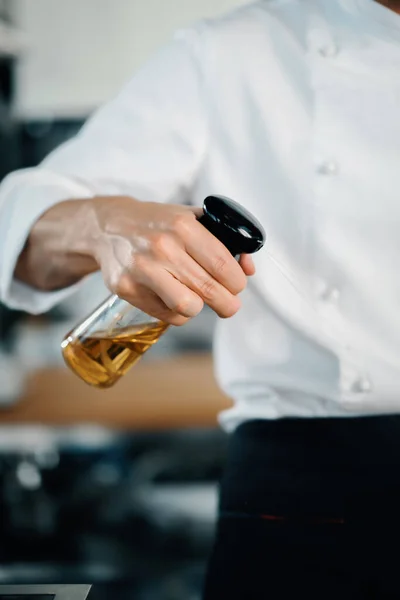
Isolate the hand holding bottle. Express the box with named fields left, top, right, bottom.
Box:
left=87, top=196, right=255, bottom=326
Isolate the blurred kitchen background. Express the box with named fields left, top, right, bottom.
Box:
left=0, top=1, right=250, bottom=598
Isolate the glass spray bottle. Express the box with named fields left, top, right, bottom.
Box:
left=61, top=195, right=265, bottom=388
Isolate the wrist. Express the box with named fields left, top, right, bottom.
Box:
left=15, top=198, right=99, bottom=291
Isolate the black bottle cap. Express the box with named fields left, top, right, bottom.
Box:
left=198, top=195, right=266, bottom=256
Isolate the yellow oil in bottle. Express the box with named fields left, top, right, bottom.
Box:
left=61, top=321, right=169, bottom=388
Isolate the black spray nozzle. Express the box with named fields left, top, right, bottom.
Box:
left=198, top=195, right=265, bottom=256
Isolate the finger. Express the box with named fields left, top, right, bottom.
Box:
left=239, top=254, right=255, bottom=276
left=165, top=251, right=241, bottom=319
left=117, top=279, right=190, bottom=326
left=190, top=206, right=203, bottom=219
left=134, top=260, right=205, bottom=319
left=182, top=220, right=248, bottom=295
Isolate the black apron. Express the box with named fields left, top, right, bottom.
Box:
left=203, top=416, right=400, bottom=599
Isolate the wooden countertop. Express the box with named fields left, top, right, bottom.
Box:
left=0, top=353, right=232, bottom=430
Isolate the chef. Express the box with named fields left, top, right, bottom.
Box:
left=1, top=0, right=400, bottom=597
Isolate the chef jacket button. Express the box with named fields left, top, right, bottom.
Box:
left=318, top=42, right=339, bottom=58
left=318, top=160, right=339, bottom=176
left=353, top=377, right=373, bottom=393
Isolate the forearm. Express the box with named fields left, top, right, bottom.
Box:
left=14, top=198, right=99, bottom=292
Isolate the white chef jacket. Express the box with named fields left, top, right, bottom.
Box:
left=1, top=0, right=400, bottom=430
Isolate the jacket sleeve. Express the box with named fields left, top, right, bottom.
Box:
left=0, top=25, right=208, bottom=314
